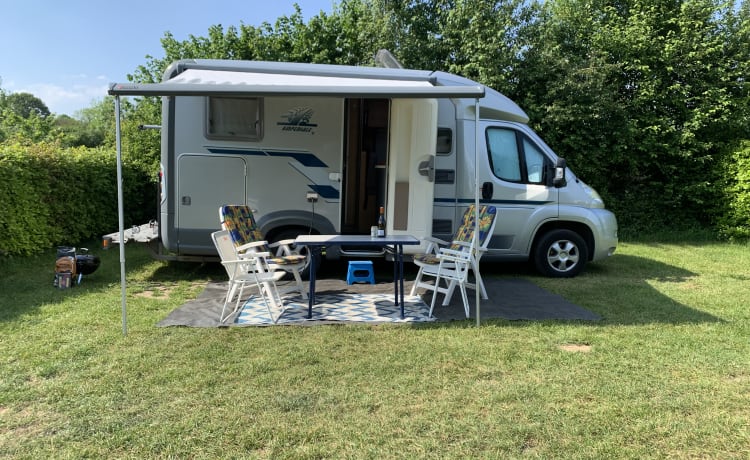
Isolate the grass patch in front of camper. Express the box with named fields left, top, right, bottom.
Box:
left=1, top=240, right=749, bottom=458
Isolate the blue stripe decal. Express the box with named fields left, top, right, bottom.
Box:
left=266, top=151, right=327, bottom=167
left=309, top=184, right=339, bottom=199
left=207, top=147, right=266, bottom=156
left=434, top=197, right=554, bottom=205
left=206, top=147, right=328, bottom=168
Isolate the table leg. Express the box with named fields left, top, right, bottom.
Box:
left=307, top=248, right=317, bottom=319
left=398, top=244, right=405, bottom=319
left=392, top=245, right=398, bottom=306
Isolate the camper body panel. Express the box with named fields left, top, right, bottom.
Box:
left=160, top=92, right=436, bottom=257
left=162, top=95, right=345, bottom=255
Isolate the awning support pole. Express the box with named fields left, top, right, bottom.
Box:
left=115, top=96, right=128, bottom=336
left=475, top=98, right=481, bottom=327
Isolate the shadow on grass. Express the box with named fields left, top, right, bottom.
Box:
left=281, top=253, right=721, bottom=328
left=476, top=253, right=722, bottom=327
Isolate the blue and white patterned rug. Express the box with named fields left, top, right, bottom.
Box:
left=235, top=292, right=434, bottom=325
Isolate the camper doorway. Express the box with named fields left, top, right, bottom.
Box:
left=342, top=98, right=389, bottom=235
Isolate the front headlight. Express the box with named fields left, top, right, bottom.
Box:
left=582, top=183, right=605, bottom=208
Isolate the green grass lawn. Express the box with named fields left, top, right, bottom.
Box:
left=1, top=239, right=748, bottom=459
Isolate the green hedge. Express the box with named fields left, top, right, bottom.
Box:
left=0, top=142, right=156, bottom=257
left=717, top=141, right=750, bottom=240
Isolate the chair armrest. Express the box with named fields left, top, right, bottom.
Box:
left=438, top=247, right=472, bottom=262
left=237, top=241, right=268, bottom=252
left=450, top=240, right=472, bottom=249
left=268, top=239, right=299, bottom=256
left=448, top=240, right=487, bottom=261
left=223, top=251, right=273, bottom=265
left=268, top=239, right=297, bottom=248
left=423, top=236, right=449, bottom=246
left=422, top=236, right=449, bottom=254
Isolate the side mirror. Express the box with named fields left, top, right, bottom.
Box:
left=553, top=157, right=567, bottom=188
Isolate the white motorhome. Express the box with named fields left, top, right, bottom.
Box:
left=109, top=58, right=617, bottom=277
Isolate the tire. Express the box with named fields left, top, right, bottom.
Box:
left=533, top=229, right=588, bottom=278
left=270, top=229, right=320, bottom=280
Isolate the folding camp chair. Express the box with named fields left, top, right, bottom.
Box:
left=219, top=205, right=307, bottom=300
left=410, top=205, right=497, bottom=317
left=211, top=230, right=287, bottom=324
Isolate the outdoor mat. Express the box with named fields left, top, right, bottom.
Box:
left=157, top=276, right=600, bottom=328
left=236, top=292, right=433, bottom=325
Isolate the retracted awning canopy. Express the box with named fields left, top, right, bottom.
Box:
left=109, top=68, right=485, bottom=99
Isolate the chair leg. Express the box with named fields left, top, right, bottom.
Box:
left=219, top=290, right=231, bottom=323
left=258, top=279, right=286, bottom=323
left=458, top=282, right=470, bottom=318
left=472, top=260, right=489, bottom=299
left=220, top=281, right=241, bottom=323
left=442, top=279, right=458, bottom=306
left=428, top=274, right=442, bottom=318
left=409, top=266, right=425, bottom=296
left=292, top=269, right=308, bottom=300
left=234, top=282, right=246, bottom=312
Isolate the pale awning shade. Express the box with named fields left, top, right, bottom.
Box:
left=109, top=69, right=485, bottom=99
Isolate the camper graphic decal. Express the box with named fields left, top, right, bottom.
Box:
left=205, top=146, right=340, bottom=200
left=278, top=107, right=318, bottom=133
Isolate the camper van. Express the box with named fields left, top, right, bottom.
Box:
left=109, top=58, right=617, bottom=277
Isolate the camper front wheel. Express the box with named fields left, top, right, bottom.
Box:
left=534, top=229, right=588, bottom=278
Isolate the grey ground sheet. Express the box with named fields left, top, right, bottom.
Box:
left=158, top=275, right=601, bottom=328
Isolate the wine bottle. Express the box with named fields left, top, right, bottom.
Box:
left=377, top=206, right=385, bottom=237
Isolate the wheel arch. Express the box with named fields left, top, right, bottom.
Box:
left=531, top=220, right=595, bottom=262
left=257, top=210, right=335, bottom=242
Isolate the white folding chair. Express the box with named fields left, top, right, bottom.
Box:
left=428, top=246, right=474, bottom=318
left=219, top=205, right=308, bottom=300
left=211, top=230, right=287, bottom=324
left=411, top=205, right=497, bottom=318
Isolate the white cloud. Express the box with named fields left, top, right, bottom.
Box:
left=9, top=80, right=110, bottom=117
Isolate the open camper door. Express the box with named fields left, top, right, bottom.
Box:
left=387, top=98, right=437, bottom=252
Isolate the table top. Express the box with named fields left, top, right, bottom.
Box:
left=294, top=234, right=420, bottom=246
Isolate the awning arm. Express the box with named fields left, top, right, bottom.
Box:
left=474, top=97, right=481, bottom=327
left=115, top=96, right=128, bottom=336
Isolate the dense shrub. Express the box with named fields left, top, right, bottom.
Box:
left=717, top=141, right=750, bottom=240
left=0, top=141, right=156, bottom=257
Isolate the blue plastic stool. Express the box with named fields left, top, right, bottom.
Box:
left=347, top=260, right=375, bottom=285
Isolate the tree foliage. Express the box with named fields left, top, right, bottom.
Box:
left=0, top=88, right=56, bottom=144
left=5, top=0, right=748, bottom=242
left=516, top=0, right=749, bottom=233
left=3, top=92, right=51, bottom=119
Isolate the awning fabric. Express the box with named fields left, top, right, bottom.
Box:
left=109, top=69, right=484, bottom=99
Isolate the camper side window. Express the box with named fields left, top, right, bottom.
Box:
left=486, top=128, right=522, bottom=182
left=486, top=127, right=548, bottom=184
left=436, top=128, right=452, bottom=155
left=206, top=97, right=263, bottom=140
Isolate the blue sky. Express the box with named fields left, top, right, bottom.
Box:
left=1, top=1, right=335, bottom=116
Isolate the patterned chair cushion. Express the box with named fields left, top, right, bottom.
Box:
left=413, top=253, right=441, bottom=265
left=413, top=205, right=496, bottom=265
left=220, top=205, right=270, bottom=252
left=268, top=255, right=307, bottom=265
left=449, top=205, right=496, bottom=251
